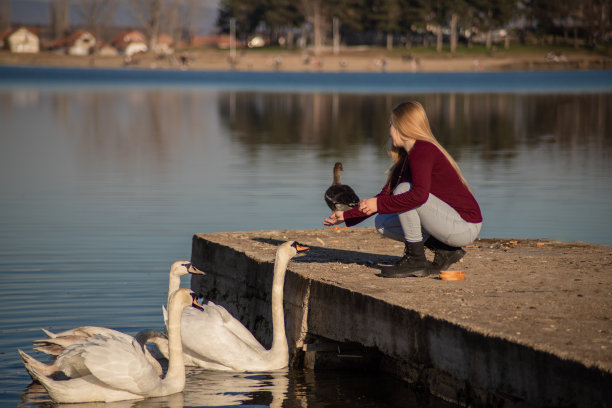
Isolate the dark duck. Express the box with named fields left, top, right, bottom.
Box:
left=324, top=162, right=360, bottom=212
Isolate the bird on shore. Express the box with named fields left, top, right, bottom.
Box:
left=324, top=162, right=360, bottom=212
left=165, top=241, right=309, bottom=372
left=19, top=288, right=202, bottom=403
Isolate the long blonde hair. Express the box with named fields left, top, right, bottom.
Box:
left=388, top=101, right=470, bottom=189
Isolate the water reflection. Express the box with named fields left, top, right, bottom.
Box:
left=217, top=91, right=612, bottom=158
left=4, top=88, right=609, bottom=165
left=19, top=366, right=454, bottom=408
left=19, top=368, right=289, bottom=408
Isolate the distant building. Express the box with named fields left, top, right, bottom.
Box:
left=111, top=30, right=148, bottom=57
left=48, top=30, right=95, bottom=55
left=153, top=33, right=174, bottom=55
left=0, top=26, right=39, bottom=53
left=98, top=44, right=118, bottom=56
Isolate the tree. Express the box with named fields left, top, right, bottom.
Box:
left=262, top=0, right=303, bottom=47
left=74, top=0, right=118, bottom=52
left=329, top=0, right=366, bottom=51
left=217, top=0, right=265, bottom=44
left=369, top=0, right=402, bottom=49
left=580, top=0, right=612, bottom=49
left=130, top=0, right=165, bottom=50
left=51, top=0, right=70, bottom=40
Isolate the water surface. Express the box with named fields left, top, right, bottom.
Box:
left=0, top=68, right=610, bottom=407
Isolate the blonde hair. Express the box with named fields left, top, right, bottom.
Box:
left=388, top=101, right=470, bottom=189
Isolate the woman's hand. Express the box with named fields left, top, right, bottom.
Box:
left=359, top=197, right=378, bottom=215
left=323, top=211, right=345, bottom=227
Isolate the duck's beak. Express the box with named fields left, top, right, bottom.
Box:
left=190, top=292, right=204, bottom=311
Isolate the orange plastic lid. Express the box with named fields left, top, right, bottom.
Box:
left=440, top=270, right=466, bottom=281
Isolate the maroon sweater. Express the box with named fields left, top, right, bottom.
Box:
left=344, top=141, right=482, bottom=227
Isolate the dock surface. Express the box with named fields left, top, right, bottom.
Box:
left=190, top=227, right=612, bottom=407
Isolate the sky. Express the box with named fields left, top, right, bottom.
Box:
left=8, top=0, right=221, bottom=35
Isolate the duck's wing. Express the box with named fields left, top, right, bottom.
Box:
left=325, top=184, right=360, bottom=211
left=82, top=334, right=160, bottom=395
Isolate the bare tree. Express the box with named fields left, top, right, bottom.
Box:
left=74, top=0, right=118, bottom=51
left=0, top=1, right=11, bottom=32
left=51, top=0, right=70, bottom=40
left=130, top=0, right=166, bottom=51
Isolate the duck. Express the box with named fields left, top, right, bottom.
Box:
left=166, top=241, right=309, bottom=372
left=324, top=162, right=360, bottom=212
left=18, top=288, right=201, bottom=403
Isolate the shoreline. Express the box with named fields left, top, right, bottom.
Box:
left=1, top=48, right=610, bottom=73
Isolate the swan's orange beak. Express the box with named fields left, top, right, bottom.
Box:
left=190, top=292, right=204, bottom=311
left=293, top=242, right=309, bottom=253
left=184, top=263, right=205, bottom=275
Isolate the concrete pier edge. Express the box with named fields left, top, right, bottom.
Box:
left=190, top=229, right=612, bottom=407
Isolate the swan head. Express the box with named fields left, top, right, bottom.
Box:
left=168, top=288, right=204, bottom=311
left=170, top=261, right=205, bottom=277
left=280, top=241, right=309, bottom=259
left=333, top=162, right=343, bottom=172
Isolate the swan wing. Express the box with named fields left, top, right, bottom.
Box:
left=33, top=326, right=134, bottom=356
left=181, top=304, right=267, bottom=370
left=204, top=301, right=263, bottom=349
left=82, top=334, right=159, bottom=395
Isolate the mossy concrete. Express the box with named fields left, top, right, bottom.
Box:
left=190, top=227, right=612, bottom=407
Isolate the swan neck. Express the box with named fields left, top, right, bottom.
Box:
left=168, top=272, right=180, bottom=305
left=164, top=297, right=185, bottom=391
left=270, top=250, right=290, bottom=353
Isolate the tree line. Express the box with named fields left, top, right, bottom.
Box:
left=40, top=0, right=610, bottom=53
left=216, top=0, right=611, bottom=53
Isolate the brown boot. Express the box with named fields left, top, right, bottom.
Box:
left=381, top=240, right=431, bottom=278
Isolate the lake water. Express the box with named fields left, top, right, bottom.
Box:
left=0, top=67, right=611, bottom=407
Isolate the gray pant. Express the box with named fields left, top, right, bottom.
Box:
left=375, top=182, right=482, bottom=246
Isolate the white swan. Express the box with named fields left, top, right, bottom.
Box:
left=174, top=241, right=309, bottom=372
left=18, top=288, right=201, bottom=403
left=32, top=261, right=203, bottom=359
left=27, top=329, right=167, bottom=378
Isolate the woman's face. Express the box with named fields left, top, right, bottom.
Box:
left=389, top=124, right=403, bottom=148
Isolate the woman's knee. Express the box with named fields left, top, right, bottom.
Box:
left=393, top=182, right=412, bottom=195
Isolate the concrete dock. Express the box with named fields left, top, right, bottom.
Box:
left=190, top=227, right=612, bottom=407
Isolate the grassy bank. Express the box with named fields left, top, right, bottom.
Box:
left=1, top=43, right=610, bottom=73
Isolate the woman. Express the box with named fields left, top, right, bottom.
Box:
left=323, top=101, right=482, bottom=278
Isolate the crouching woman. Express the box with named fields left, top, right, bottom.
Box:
left=323, top=101, right=482, bottom=278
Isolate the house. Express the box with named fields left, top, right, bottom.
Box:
left=0, top=27, right=39, bottom=53
left=111, top=30, right=148, bottom=57
left=98, top=43, right=118, bottom=56
left=48, top=30, right=96, bottom=55
left=153, top=33, right=174, bottom=55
